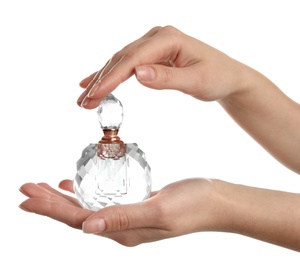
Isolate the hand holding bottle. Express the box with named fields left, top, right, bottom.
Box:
left=19, top=178, right=300, bottom=251
left=77, top=25, right=300, bottom=173
left=77, top=26, right=248, bottom=109
left=19, top=25, right=300, bottom=252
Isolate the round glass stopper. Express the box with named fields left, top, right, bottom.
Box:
left=97, top=94, right=123, bottom=130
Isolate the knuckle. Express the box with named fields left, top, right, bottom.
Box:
left=111, top=50, right=123, bottom=63
left=162, top=25, right=175, bottom=32
left=109, top=210, right=130, bottom=231
left=118, top=212, right=130, bottom=230
left=161, top=25, right=179, bottom=36
left=146, top=26, right=163, bottom=36
left=160, top=68, right=174, bottom=84
left=122, top=48, right=135, bottom=61
left=148, top=199, right=171, bottom=228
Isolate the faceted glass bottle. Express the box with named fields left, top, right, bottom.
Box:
left=74, top=94, right=151, bottom=211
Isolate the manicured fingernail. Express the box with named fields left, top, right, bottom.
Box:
left=77, top=96, right=84, bottom=105
left=136, top=66, right=155, bottom=82
left=88, top=83, right=100, bottom=97
left=77, top=90, right=88, bottom=105
left=19, top=187, right=28, bottom=197
left=81, top=97, right=90, bottom=107
left=83, top=218, right=106, bottom=233
left=19, top=203, right=32, bottom=213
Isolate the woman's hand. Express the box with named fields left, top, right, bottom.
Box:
left=78, top=25, right=300, bottom=173
left=19, top=178, right=300, bottom=251
left=19, top=181, right=93, bottom=229
left=19, top=178, right=221, bottom=246
left=77, top=26, right=248, bottom=109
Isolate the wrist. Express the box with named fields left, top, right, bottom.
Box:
left=204, top=179, right=240, bottom=233
left=220, top=61, right=263, bottom=105
left=197, top=179, right=300, bottom=251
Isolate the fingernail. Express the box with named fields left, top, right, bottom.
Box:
left=19, top=203, right=32, bottom=213
left=81, top=97, right=90, bottom=107
left=77, top=96, right=84, bottom=105
left=77, top=90, right=88, bottom=105
left=135, top=66, right=155, bottom=82
left=83, top=218, right=106, bottom=233
left=88, top=83, right=100, bottom=97
left=19, top=187, right=28, bottom=197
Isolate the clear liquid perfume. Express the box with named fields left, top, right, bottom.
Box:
left=74, top=94, right=151, bottom=211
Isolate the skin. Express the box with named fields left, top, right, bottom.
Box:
left=19, top=26, right=300, bottom=251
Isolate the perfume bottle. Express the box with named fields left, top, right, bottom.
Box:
left=74, top=94, right=151, bottom=211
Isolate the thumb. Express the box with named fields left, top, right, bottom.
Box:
left=82, top=201, right=157, bottom=234
left=135, top=64, right=196, bottom=93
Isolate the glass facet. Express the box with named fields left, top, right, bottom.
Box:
left=74, top=143, right=151, bottom=211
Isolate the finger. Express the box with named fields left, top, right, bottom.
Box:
left=79, top=58, right=112, bottom=90
left=79, top=71, right=98, bottom=88
left=82, top=199, right=161, bottom=234
left=19, top=198, right=92, bottom=229
left=78, top=26, right=162, bottom=109
left=58, top=179, right=74, bottom=193
left=20, top=183, right=77, bottom=206
left=38, top=182, right=80, bottom=206
left=80, top=96, right=103, bottom=109
left=81, top=26, right=187, bottom=109
left=77, top=60, right=111, bottom=106
left=76, top=88, right=89, bottom=106
left=150, top=190, right=159, bottom=197
left=79, top=26, right=162, bottom=91
left=135, top=64, right=201, bottom=95
left=88, top=26, right=162, bottom=95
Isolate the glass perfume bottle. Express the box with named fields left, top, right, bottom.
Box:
left=74, top=94, right=151, bottom=211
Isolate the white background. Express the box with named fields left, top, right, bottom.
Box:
left=1, top=0, right=300, bottom=258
